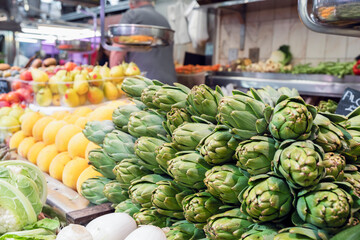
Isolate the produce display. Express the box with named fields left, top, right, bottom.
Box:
left=73, top=75, right=360, bottom=239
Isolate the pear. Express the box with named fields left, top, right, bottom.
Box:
left=125, top=62, right=141, bottom=76
left=36, top=87, right=53, bottom=107
left=49, top=75, right=59, bottom=94
left=63, top=89, right=80, bottom=107
left=70, top=70, right=81, bottom=81
left=116, top=84, right=125, bottom=97
left=110, top=65, right=124, bottom=78
left=89, top=71, right=103, bottom=87
left=104, top=81, right=118, bottom=100
left=87, top=87, right=104, bottom=105
left=52, top=94, right=61, bottom=106
left=56, top=70, right=67, bottom=78
left=74, top=74, right=89, bottom=95
left=79, top=94, right=87, bottom=105
left=31, top=68, right=49, bottom=83
left=58, top=74, right=73, bottom=95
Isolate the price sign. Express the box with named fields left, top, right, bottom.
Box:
left=336, top=88, right=360, bottom=116
left=0, top=79, right=10, bottom=94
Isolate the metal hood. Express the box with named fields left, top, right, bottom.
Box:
left=197, top=0, right=263, bottom=8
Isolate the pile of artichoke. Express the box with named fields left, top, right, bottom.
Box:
left=81, top=76, right=360, bottom=240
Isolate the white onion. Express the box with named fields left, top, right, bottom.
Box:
left=124, top=225, right=167, bottom=240
left=86, top=213, right=137, bottom=240
left=56, top=224, right=93, bottom=240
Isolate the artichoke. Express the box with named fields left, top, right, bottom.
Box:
left=274, top=225, right=330, bottom=240
left=216, top=90, right=271, bottom=140
left=167, top=151, right=212, bottom=189
left=114, top=199, right=141, bottom=217
left=277, top=87, right=300, bottom=99
left=240, top=174, right=294, bottom=223
left=112, top=104, right=144, bottom=132
left=121, top=76, right=154, bottom=99
left=88, top=149, right=116, bottom=179
left=112, top=158, right=151, bottom=189
left=314, top=114, right=350, bottom=152
left=134, top=136, right=166, bottom=174
left=199, top=126, right=239, bottom=165
left=172, top=123, right=215, bottom=151
left=166, top=220, right=206, bottom=240
left=133, top=208, right=170, bottom=228
left=187, top=84, right=223, bottom=124
left=103, top=130, right=137, bottom=162
left=165, top=108, right=193, bottom=135
left=155, top=142, right=177, bottom=172
left=141, top=85, right=163, bottom=109
left=81, top=177, right=111, bottom=205
left=322, top=152, right=346, bottom=181
left=234, top=136, right=276, bottom=175
left=103, top=181, right=128, bottom=205
left=151, top=181, right=193, bottom=219
left=204, top=165, right=248, bottom=205
left=153, top=83, right=190, bottom=112
left=127, top=110, right=167, bottom=138
left=269, top=96, right=317, bottom=140
left=344, top=166, right=360, bottom=197
left=204, top=208, right=253, bottom=240
left=129, top=174, right=170, bottom=208
left=83, top=120, right=116, bottom=146
left=241, top=224, right=278, bottom=240
left=295, top=182, right=360, bottom=233
left=273, top=140, right=325, bottom=189
left=317, top=99, right=338, bottom=113
left=182, top=192, right=224, bottom=229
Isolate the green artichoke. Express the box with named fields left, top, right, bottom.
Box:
left=199, top=126, right=239, bottom=165
left=248, top=86, right=299, bottom=108
left=186, top=84, right=223, bottom=123
left=240, top=174, right=294, bottom=223
left=114, top=199, right=141, bottom=217
left=103, top=181, right=128, bottom=205
left=166, top=220, right=206, bottom=240
left=81, top=177, right=111, bottom=205
left=141, top=85, right=163, bottom=109
left=153, top=83, right=190, bottom=112
left=133, top=208, right=170, bottom=228
left=269, top=96, right=317, bottom=140
left=103, top=130, right=137, bottom=162
left=134, top=136, right=166, bottom=174
left=155, top=142, right=177, bottom=172
left=112, top=104, right=144, bottom=132
left=121, top=76, right=154, bottom=99
left=241, top=224, right=278, bottom=240
left=129, top=174, right=170, bottom=208
left=295, top=182, right=360, bottom=233
left=314, top=114, right=349, bottom=152
left=172, top=123, right=215, bottom=151
left=204, top=165, right=248, bottom=205
left=112, top=158, right=151, bottom=189
left=204, top=208, right=253, bottom=240
left=83, top=120, right=116, bottom=146
left=127, top=110, right=167, bottom=138
left=273, top=140, right=325, bottom=189
left=151, top=181, right=193, bottom=219
left=277, top=87, right=300, bottom=99
left=167, top=151, right=212, bottom=189
left=182, top=192, right=224, bottom=229
left=165, top=108, right=193, bottom=135
left=216, top=90, right=271, bottom=140
left=317, top=99, right=338, bottom=114
left=322, top=152, right=346, bottom=181
left=235, top=136, right=276, bottom=175
left=274, top=225, right=330, bottom=240
left=344, top=166, right=360, bottom=197
left=88, top=149, right=116, bottom=179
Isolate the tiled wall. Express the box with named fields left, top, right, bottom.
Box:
left=217, top=1, right=360, bottom=65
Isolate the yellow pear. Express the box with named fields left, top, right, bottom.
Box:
left=79, top=94, right=87, bottom=105
left=87, top=87, right=104, bottom=104
left=31, top=68, right=49, bottom=83
left=58, top=74, right=73, bottom=95
left=110, top=65, right=125, bottom=78
left=63, top=89, right=80, bottom=107
left=74, top=75, right=89, bottom=95
left=125, top=62, right=140, bottom=76
left=100, top=64, right=111, bottom=79
left=36, top=87, right=53, bottom=107
left=52, top=94, right=61, bottom=106
left=104, top=81, right=118, bottom=100
left=48, top=75, right=59, bottom=94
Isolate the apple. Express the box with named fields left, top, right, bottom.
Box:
left=0, top=101, right=10, bottom=107
left=16, top=88, right=33, bottom=103
left=20, top=70, right=33, bottom=81
left=64, top=62, right=77, bottom=72
left=6, top=92, right=22, bottom=103
left=11, top=81, right=23, bottom=91
left=0, top=94, right=7, bottom=102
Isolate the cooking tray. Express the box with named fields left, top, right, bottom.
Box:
left=56, top=40, right=92, bottom=52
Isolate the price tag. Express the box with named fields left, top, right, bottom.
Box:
left=336, top=88, right=360, bottom=116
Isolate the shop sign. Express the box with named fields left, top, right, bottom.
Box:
left=336, top=88, right=360, bottom=115
left=0, top=79, right=10, bottom=94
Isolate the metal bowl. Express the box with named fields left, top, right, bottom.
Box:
left=108, top=24, right=174, bottom=50
left=313, top=0, right=360, bottom=25
left=55, top=40, right=92, bottom=52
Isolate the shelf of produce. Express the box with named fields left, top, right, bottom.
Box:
left=206, top=72, right=360, bottom=98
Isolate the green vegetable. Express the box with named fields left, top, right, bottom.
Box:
left=127, top=110, right=167, bottom=138
left=121, top=76, right=154, bottom=99
left=114, top=199, right=141, bottom=217
left=273, top=140, right=325, bottom=189
left=81, top=177, right=111, bottom=205
left=155, top=142, right=177, bottom=173
left=0, top=228, right=56, bottom=240
left=102, top=130, right=137, bottom=162
left=141, top=85, right=163, bottom=109
left=88, top=149, right=116, bottom=179
left=204, top=208, right=253, bottom=240
left=279, top=45, right=292, bottom=65
left=165, top=108, right=193, bottom=135
left=204, top=165, right=248, bottom=205
left=103, top=181, right=128, bottom=205
left=23, top=218, right=60, bottom=232
left=322, top=152, right=346, bottom=181
left=331, top=224, right=360, bottom=240
left=241, top=224, right=278, bottom=240
left=83, top=120, right=116, bottom=146
left=166, top=220, right=206, bottom=240
left=133, top=208, right=170, bottom=228
left=235, top=136, right=276, bottom=176
left=112, top=104, right=144, bottom=132
left=153, top=83, right=190, bottom=112
left=274, top=225, right=329, bottom=240
left=291, top=61, right=354, bottom=78
left=186, top=84, right=223, bottom=124
left=317, top=100, right=338, bottom=114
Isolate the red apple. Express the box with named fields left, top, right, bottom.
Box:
left=11, top=81, right=23, bottom=91
left=20, top=70, right=33, bottom=81
left=64, top=62, right=77, bottom=72
left=6, top=92, right=22, bottom=103
left=0, top=101, right=10, bottom=107
left=0, top=94, right=7, bottom=102
left=16, top=88, right=33, bottom=103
